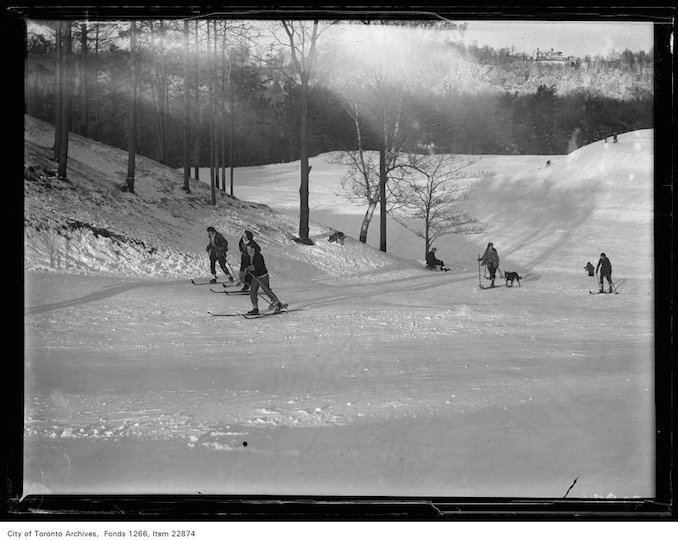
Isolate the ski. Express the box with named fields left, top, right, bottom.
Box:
left=210, top=288, right=256, bottom=295
left=590, top=290, right=619, bottom=295
left=479, top=285, right=500, bottom=290
left=192, top=278, right=234, bottom=286
left=243, top=310, right=287, bottom=319
left=208, top=306, right=296, bottom=318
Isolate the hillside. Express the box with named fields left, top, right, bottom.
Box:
left=22, top=116, right=654, bottom=499
left=24, top=115, right=417, bottom=283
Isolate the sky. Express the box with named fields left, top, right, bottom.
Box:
left=459, top=21, right=655, bottom=58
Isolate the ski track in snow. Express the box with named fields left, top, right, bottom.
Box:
left=23, top=116, right=655, bottom=497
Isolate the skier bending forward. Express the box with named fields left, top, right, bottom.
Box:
left=245, top=242, right=285, bottom=315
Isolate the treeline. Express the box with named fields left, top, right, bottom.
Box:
left=447, top=40, right=654, bottom=73
left=25, top=20, right=653, bottom=169
left=413, top=84, right=653, bottom=155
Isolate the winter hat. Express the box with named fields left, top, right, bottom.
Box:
left=244, top=230, right=254, bottom=241
left=431, top=247, right=437, bottom=252
left=206, top=226, right=216, bottom=233
left=600, top=252, right=606, bottom=257
left=488, top=242, right=493, bottom=247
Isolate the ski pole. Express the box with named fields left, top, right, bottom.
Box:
left=477, top=256, right=482, bottom=287
left=246, top=270, right=281, bottom=306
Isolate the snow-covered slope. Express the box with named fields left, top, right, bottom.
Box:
left=23, top=116, right=655, bottom=498
left=25, top=114, right=653, bottom=283
left=24, top=116, right=418, bottom=284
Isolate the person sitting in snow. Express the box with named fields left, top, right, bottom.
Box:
left=238, top=230, right=254, bottom=292
left=478, top=242, right=500, bottom=288
left=595, top=252, right=614, bottom=293
left=245, top=241, right=285, bottom=315
left=426, top=247, right=449, bottom=271
left=206, top=226, right=234, bottom=284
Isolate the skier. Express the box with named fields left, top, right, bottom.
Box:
left=478, top=242, right=500, bottom=288
left=206, top=226, right=234, bottom=284
left=238, top=230, right=254, bottom=292
left=244, top=241, right=285, bottom=315
left=426, top=247, right=449, bottom=271
left=595, top=252, right=613, bottom=293
left=585, top=262, right=595, bottom=277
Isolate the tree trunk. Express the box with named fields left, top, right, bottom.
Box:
left=193, top=20, right=200, bottom=181
left=79, top=22, right=88, bottom=138
left=57, top=22, right=71, bottom=179
left=379, top=95, right=389, bottom=253
left=93, top=24, right=99, bottom=139
left=161, top=21, right=168, bottom=164
left=207, top=21, right=215, bottom=205
left=52, top=20, right=62, bottom=161
left=182, top=20, right=191, bottom=193
left=359, top=201, right=377, bottom=243
left=229, top=69, right=235, bottom=195
left=379, top=147, right=386, bottom=252
left=298, top=72, right=310, bottom=241
left=126, top=20, right=137, bottom=194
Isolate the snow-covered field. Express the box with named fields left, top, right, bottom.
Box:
left=23, top=116, right=654, bottom=498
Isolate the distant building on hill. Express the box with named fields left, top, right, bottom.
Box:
left=534, top=47, right=577, bottom=64
left=534, top=48, right=579, bottom=67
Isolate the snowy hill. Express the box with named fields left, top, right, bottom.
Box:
left=208, top=129, right=654, bottom=280
left=24, top=116, right=419, bottom=284
left=25, top=113, right=653, bottom=282
left=23, top=115, right=655, bottom=499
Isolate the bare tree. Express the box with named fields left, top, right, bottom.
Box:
left=332, top=100, right=407, bottom=243
left=329, top=21, right=464, bottom=252
left=52, top=20, right=63, bottom=162
left=182, top=19, right=191, bottom=193
left=207, top=20, right=216, bottom=205
left=57, top=21, right=72, bottom=180
left=125, top=20, right=138, bottom=194
left=278, top=20, right=326, bottom=244
left=391, top=153, right=484, bottom=258
left=79, top=21, right=88, bottom=138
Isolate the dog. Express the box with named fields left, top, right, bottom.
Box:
left=504, top=271, right=522, bottom=287
left=328, top=231, right=346, bottom=245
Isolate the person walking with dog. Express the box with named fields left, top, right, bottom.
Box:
left=244, top=241, right=285, bottom=315
left=478, top=242, right=500, bottom=288
left=237, top=230, right=255, bottom=292
left=595, top=252, right=614, bottom=293
left=426, top=247, right=449, bottom=271
left=206, top=226, right=234, bottom=284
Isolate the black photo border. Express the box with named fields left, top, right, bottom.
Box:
left=5, top=1, right=676, bottom=521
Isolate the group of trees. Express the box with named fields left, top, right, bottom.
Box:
left=25, top=18, right=654, bottom=253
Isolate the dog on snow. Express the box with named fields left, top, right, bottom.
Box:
left=504, top=271, right=522, bottom=287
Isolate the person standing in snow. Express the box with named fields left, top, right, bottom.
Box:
left=238, top=230, right=254, bottom=292
left=585, top=262, right=595, bottom=277
left=426, top=247, right=449, bottom=271
left=245, top=241, right=285, bottom=315
left=596, top=252, right=613, bottom=293
left=206, top=226, right=234, bottom=284
left=478, top=242, right=500, bottom=288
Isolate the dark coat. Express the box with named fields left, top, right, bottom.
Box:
left=247, top=251, right=268, bottom=277
left=207, top=231, right=228, bottom=258
left=426, top=251, right=444, bottom=267
left=238, top=238, right=250, bottom=271
left=480, top=246, right=499, bottom=268
left=596, top=256, right=612, bottom=276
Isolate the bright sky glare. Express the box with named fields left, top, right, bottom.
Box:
left=459, top=21, right=654, bottom=58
